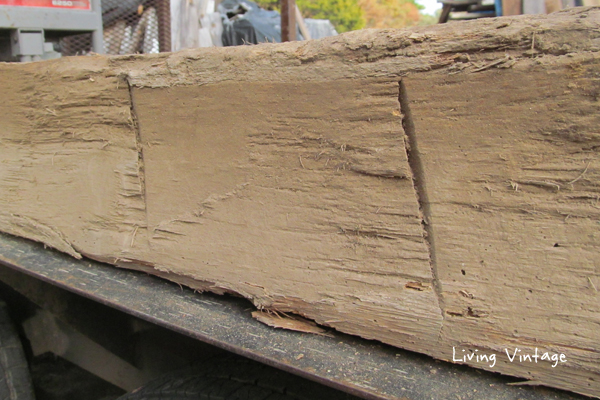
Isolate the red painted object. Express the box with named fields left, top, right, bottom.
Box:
left=0, top=0, right=90, bottom=10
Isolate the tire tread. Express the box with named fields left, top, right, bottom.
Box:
left=0, top=302, right=35, bottom=400
left=118, top=354, right=356, bottom=400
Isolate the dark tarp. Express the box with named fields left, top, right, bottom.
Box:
left=220, top=0, right=302, bottom=46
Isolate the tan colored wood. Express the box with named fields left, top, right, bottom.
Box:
left=404, top=63, right=600, bottom=396
left=295, top=5, right=312, bottom=40
left=502, top=0, right=522, bottom=14
left=0, top=8, right=599, bottom=398
left=545, top=0, right=562, bottom=12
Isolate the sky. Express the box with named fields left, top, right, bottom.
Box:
left=416, top=0, right=442, bottom=15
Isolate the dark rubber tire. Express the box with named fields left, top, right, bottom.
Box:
left=118, top=354, right=357, bottom=400
left=0, top=301, right=35, bottom=400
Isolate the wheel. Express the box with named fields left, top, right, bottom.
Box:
left=118, top=354, right=358, bottom=400
left=0, top=301, right=35, bottom=400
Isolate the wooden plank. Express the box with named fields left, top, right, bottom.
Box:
left=281, top=0, right=297, bottom=42
left=545, top=0, right=563, bottom=12
left=295, top=5, right=311, bottom=40
left=502, top=0, right=522, bottom=14
left=438, top=3, right=453, bottom=22
left=0, top=9, right=599, bottom=398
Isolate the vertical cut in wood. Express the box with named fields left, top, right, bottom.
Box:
left=398, top=79, right=445, bottom=314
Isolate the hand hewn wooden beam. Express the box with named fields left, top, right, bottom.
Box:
left=0, top=8, right=599, bottom=398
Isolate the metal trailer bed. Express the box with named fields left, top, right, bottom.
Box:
left=0, top=232, right=588, bottom=400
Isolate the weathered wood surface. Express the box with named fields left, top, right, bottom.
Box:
left=1, top=8, right=599, bottom=397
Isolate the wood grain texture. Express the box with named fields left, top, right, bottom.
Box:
left=125, top=79, right=443, bottom=348
left=0, top=58, right=143, bottom=260
left=0, top=8, right=599, bottom=397
left=404, top=58, right=600, bottom=396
